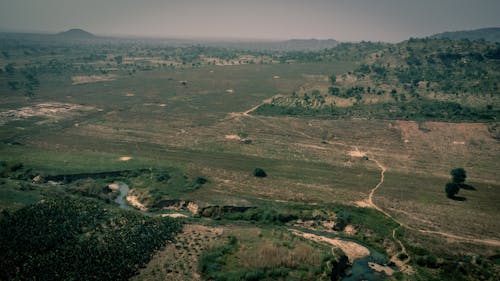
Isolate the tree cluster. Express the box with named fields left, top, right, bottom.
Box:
left=0, top=197, right=182, bottom=280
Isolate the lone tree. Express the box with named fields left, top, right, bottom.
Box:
left=445, top=182, right=460, bottom=198
left=450, top=168, right=467, bottom=184
left=253, top=167, right=267, bottom=178
left=445, top=168, right=467, bottom=198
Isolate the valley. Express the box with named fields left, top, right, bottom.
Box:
left=0, top=30, right=499, bottom=280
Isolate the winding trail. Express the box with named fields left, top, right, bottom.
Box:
left=236, top=100, right=500, bottom=252
left=366, top=156, right=500, bottom=250
left=366, top=158, right=411, bottom=269
left=242, top=98, right=274, bottom=116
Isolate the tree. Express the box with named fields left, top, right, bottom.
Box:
left=445, top=168, right=467, bottom=199
left=253, top=167, right=267, bottom=178
left=445, top=182, right=460, bottom=198
left=114, top=55, right=123, bottom=64
left=5, top=63, right=15, bottom=75
left=450, top=168, right=466, bottom=184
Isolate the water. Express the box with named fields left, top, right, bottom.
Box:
left=114, top=183, right=132, bottom=210
left=294, top=228, right=397, bottom=280
left=343, top=256, right=388, bottom=281
left=114, top=183, right=152, bottom=216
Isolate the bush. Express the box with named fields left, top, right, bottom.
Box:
left=253, top=167, right=267, bottom=178
left=156, top=170, right=170, bottom=182
left=196, top=176, right=208, bottom=184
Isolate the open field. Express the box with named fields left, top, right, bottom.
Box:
left=1, top=40, right=499, bottom=280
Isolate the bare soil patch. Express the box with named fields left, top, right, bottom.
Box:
left=143, top=103, right=167, bottom=107
left=368, top=262, right=395, bottom=276
left=107, top=183, right=120, bottom=191
left=160, top=213, right=187, bottom=218
left=126, top=189, right=148, bottom=211
left=118, top=156, right=132, bottom=161
left=71, top=74, right=117, bottom=85
left=0, top=102, right=95, bottom=125
left=224, top=134, right=241, bottom=140
left=290, top=229, right=370, bottom=263
left=354, top=200, right=372, bottom=208
left=348, top=149, right=367, bottom=158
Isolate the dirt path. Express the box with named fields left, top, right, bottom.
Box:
left=364, top=157, right=411, bottom=269
left=232, top=101, right=500, bottom=249
left=242, top=103, right=262, bottom=116
left=226, top=97, right=277, bottom=119
left=366, top=155, right=500, bottom=251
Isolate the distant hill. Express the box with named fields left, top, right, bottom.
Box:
left=56, top=28, right=97, bottom=39
left=275, top=39, right=339, bottom=51
left=195, top=38, right=338, bottom=51
left=256, top=38, right=500, bottom=122
left=430, top=27, right=500, bottom=42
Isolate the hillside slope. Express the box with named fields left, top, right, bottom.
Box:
left=430, top=27, right=500, bottom=42
left=256, top=38, right=500, bottom=121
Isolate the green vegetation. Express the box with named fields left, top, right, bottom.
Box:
left=253, top=167, right=267, bottom=177
left=0, top=33, right=499, bottom=281
left=255, top=38, right=500, bottom=122
left=408, top=244, right=500, bottom=281
left=445, top=182, right=460, bottom=198
left=0, top=197, right=182, bottom=280
left=430, top=27, right=500, bottom=42
left=255, top=99, right=498, bottom=122
left=451, top=167, right=467, bottom=184
left=198, top=229, right=339, bottom=281
left=446, top=168, right=469, bottom=199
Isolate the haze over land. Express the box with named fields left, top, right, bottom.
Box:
left=1, top=0, right=500, bottom=42
left=1, top=1, right=499, bottom=281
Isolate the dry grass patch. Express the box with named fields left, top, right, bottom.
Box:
left=238, top=239, right=322, bottom=269
left=133, top=224, right=223, bottom=281
left=0, top=102, right=95, bottom=125
left=71, top=74, right=117, bottom=85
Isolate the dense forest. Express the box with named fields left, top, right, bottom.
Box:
left=0, top=197, right=182, bottom=280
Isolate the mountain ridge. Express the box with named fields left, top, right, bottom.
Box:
left=429, top=27, right=500, bottom=42
left=56, top=28, right=97, bottom=39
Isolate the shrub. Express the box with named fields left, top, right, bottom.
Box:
left=253, top=167, right=267, bottom=178
left=196, top=176, right=208, bottom=184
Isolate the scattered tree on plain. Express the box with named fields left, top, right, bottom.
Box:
left=445, top=168, right=467, bottom=199
left=253, top=167, right=267, bottom=178
left=450, top=168, right=466, bottom=184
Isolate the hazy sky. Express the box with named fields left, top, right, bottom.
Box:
left=0, top=0, right=499, bottom=42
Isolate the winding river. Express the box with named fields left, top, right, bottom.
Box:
left=114, top=183, right=132, bottom=210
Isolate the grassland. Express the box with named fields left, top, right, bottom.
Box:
left=1, top=38, right=499, bottom=280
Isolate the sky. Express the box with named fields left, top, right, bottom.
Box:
left=0, top=0, right=499, bottom=42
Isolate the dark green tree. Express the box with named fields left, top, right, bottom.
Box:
left=450, top=168, right=466, bottom=184
left=445, top=168, right=467, bottom=198
left=114, top=55, right=123, bottom=64
left=4, top=63, right=15, bottom=75
left=445, top=182, right=460, bottom=198
left=253, top=167, right=267, bottom=178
